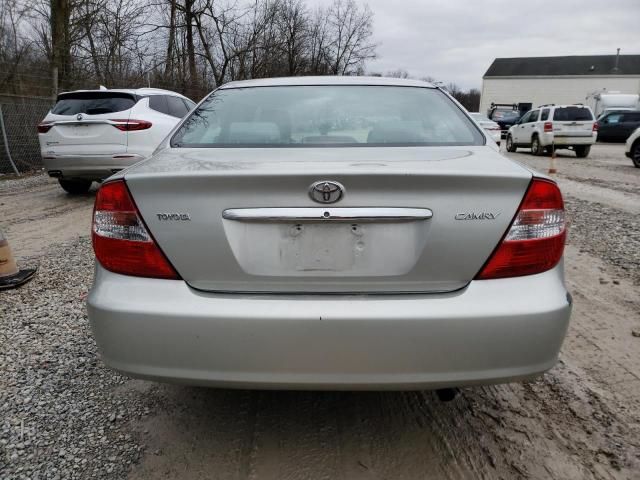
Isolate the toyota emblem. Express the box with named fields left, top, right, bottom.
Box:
left=309, top=180, right=344, bottom=204
left=76, top=113, right=83, bottom=121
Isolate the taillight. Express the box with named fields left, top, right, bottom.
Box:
left=92, top=180, right=180, bottom=279
left=593, top=122, right=599, bottom=132
left=543, top=121, right=553, bottom=133
left=110, top=119, right=152, bottom=131
left=476, top=178, right=566, bottom=280
left=37, top=122, right=53, bottom=133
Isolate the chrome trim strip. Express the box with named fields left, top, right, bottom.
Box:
left=222, top=207, right=433, bottom=222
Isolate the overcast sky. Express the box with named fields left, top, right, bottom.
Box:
left=349, top=0, right=640, bottom=89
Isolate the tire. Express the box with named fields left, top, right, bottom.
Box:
left=58, top=178, right=92, bottom=194
left=574, top=146, right=591, bottom=158
left=531, top=135, right=544, bottom=156
left=632, top=142, right=640, bottom=168
left=506, top=135, right=517, bottom=152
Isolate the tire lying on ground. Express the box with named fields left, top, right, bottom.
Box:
left=58, top=178, right=92, bottom=194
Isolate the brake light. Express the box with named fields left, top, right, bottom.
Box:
left=593, top=122, right=599, bottom=132
left=92, top=180, right=179, bottom=279
left=543, top=122, right=553, bottom=133
left=37, top=122, right=53, bottom=133
left=110, top=119, right=152, bottom=131
left=476, top=178, right=566, bottom=280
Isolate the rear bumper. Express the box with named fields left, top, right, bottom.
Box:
left=87, top=263, right=572, bottom=390
left=541, top=132, right=597, bottom=146
left=42, top=153, right=146, bottom=180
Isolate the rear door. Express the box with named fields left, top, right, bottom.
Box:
left=621, top=112, right=640, bottom=140
left=552, top=106, right=594, bottom=139
left=42, top=92, right=136, bottom=155
left=598, top=112, right=624, bottom=140
left=513, top=110, right=532, bottom=143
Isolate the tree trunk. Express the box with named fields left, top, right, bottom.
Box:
left=50, top=0, right=71, bottom=91
left=165, top=0, right=177, bottom=78
left=184, top=0, right=198, bottom=88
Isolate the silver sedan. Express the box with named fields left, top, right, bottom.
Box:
left=469, top=112, right=502, bottom=145
left=87, top=77, right=571, bottom=391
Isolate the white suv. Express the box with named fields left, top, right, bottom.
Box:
left=505, top=104, right=597, bottom=158
left=625, top=127, right=640, bottom=168
left=38, top=88, right=196, bottom=193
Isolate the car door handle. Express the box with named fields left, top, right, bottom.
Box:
left=222, top=207, right=433, bottom=222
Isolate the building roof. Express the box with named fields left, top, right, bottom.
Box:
left=484, top=55, right=640, bottom=78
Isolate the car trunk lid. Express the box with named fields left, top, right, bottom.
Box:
left=125, top=146, right=532, bottom=293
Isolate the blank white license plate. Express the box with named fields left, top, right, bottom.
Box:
left=283, top=224, right=356, bottom=272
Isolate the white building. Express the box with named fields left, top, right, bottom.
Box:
left=479, top=54, right=640, bottom=114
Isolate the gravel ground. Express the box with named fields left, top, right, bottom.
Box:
left=1, top=143, right=639, bottom=479
left=565, top=197, right=640, bottom=285
left=0, top=239, right=149, bottom=480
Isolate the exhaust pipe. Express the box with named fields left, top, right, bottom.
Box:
left=48, top=170, right=62, bottom=178
left=435, top=388, right=459, bottom=402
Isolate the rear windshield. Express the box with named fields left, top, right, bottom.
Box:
left=171, top=86, right=484, bottom=147
left=553, top=107, right=593, bottom=121
left=491, top=110, right=520, bottom=120
left=52, top=92, right=137, bottom=115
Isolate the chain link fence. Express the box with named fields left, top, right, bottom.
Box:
left=0, top=95, right=53, bottom=175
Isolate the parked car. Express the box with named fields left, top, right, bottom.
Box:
left=87, top=76, right=571, bottom=392
left=624, top=127, right=640, bottom=168
left=597, top=110, right=640, bottom=142
left=38, top=87, right=196, bottom=194
left=469, top=112, right=501, bottom=145
left=506, top=104, right=597, bottom=157
left=487, top=107, right=522, bottom=137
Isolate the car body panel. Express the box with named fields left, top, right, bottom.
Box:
left=87, top=262, right=571, bottom=390
left=126, top=146, right=531, bottom=293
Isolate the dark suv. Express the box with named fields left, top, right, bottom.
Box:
left=488, top=108, right=522, bottom=137
left=597, top=110, right=640, bottom=142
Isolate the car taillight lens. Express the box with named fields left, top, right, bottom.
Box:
left=543, top=121, right=553, bottom=133
left=593, top=122, right=599, bottom=132
left=92, top=180, right=180, bottom=279
left=110, top=119, right=152, bottom=131
left=476, top=178, right=566, bottom=280
left=37, top=122, right=53, bottom=133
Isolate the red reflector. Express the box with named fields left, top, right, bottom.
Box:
left=92, top=180, right=179, bottom=279
left=476, top=178, right=566, bottom=280
left=37, top=122, right=53, bottom=133
left=543, top=121, right=553, bottom=133
left=110, top=119, right=152, bottom=131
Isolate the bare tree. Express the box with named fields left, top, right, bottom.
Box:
left=325, top=0, right=375, bottom=75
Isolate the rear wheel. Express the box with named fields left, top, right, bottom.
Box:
left=531, top=135, right=544, bottom=156
left=58, top=178, right=92, bottom=194
left=574, top=146, right=591, bottom=158
left=632, top=142, right=640, bottom=168
left=506, top=135, right=517, bottom=152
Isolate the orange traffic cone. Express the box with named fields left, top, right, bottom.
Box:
left=548, top=143, right=557, bottom=175
left=0, top=229, right=36, bottom=290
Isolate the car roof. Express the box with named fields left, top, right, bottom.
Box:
left=218, top=76, right=436, bottom=90
left=58, top=87, right=188, bottom=98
